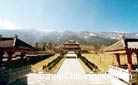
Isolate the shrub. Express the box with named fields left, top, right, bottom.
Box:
left=47, top=55, right=63, bottom=70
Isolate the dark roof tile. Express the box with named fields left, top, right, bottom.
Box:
left=104, top=38, right=138, bottom=52
left=0, top=37, right=35, bottom=50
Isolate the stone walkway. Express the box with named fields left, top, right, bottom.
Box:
left=47, top=58, right=112, bottom=85
left=27, top=52, right=127, bottom=85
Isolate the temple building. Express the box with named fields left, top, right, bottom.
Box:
left=0, top=35, right=36, bottom=84
left=61, top=40, right=81, bottom=52
left=104, top=36, right=138, bottom=85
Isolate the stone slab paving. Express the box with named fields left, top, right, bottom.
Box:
left=57, top=58, right=85, bottom=74
left=46, top=58, right=112, bottom=85
left=27, top=53, right=127, bottom=85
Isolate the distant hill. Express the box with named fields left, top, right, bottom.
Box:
left=0, top=29, right=138, bottom=48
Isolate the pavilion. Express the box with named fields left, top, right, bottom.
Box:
left=104, top=36, right=138, bottom=85
left=62, top=40, right=81, bottom=53
left=0, top=35, right=36, bottom=84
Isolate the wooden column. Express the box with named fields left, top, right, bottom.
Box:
left=136, top=53, right=138, bottom=70
left=21, top=53, right=25, bottom=60
left=21, top=53, right=25, bottom=64
left=127, top=53, right=133, bottom=71
left=115, top=54, right=121, bottom=67
left=136, top=53, right=138, bottom=64
left=7, top=52, right=14, bottom=62
left=0, top=50, right=4, bottom=67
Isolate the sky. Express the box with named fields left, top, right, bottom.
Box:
left=0, top=0, right=138, bottom=32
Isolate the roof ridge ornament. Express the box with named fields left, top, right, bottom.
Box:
left=14, top=34, right=18, bottom=39
left=119, top=34, right=125, bottom=41
left=13, top=34, right=18, bottom=46
left=118, top=34, right=126, bottom=48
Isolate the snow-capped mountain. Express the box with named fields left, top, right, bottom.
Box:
left=0, top=29, right=138, bottom=46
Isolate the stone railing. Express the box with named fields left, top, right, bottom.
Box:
left=108, top=65, right=138, bottom=83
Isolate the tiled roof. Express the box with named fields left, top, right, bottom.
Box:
left=64, top=40, right=79, bottom=45
left=15, top=38, right=35, bottom=50
left=104, top=40, right=125, bottom=52
left=0, top=40, right=14, bottom=48
left=0, top=38, right=15, bottom=48
left=104, top=38, right=138, bottom=52
left=0, top=37, right=35, bottom=50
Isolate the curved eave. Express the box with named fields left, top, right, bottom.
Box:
left=104, top=49, right=138, bottom=54
left=62, top=47, right=81, bottom=49
left=104, top=49, right=126, bottom=54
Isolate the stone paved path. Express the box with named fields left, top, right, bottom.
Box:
left=27, top=52, right=127, bottom=85
left=46, top=53, right=112, bottom=85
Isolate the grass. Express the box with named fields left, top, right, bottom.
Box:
left=31, top=53, right=137, bottom=73
left=31, top=54, right=61, bottom=73
left=82, top=53, right=137, bottom=72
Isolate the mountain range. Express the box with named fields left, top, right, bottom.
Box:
left=0, top=29, right=138, bottom=47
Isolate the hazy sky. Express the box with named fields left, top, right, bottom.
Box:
left=0, top=0, right=138, bottom=32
